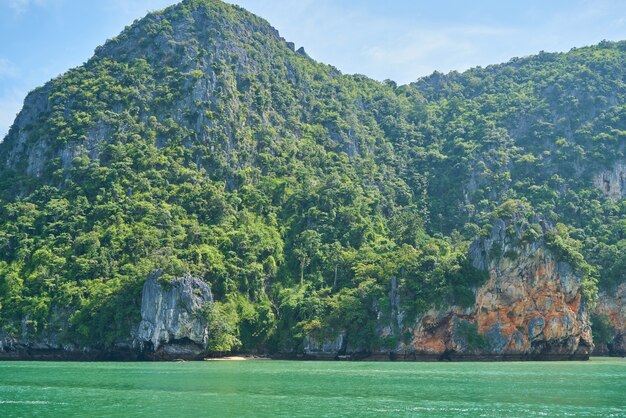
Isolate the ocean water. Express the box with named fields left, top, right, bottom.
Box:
left=0, top=358, right=624, bottom=417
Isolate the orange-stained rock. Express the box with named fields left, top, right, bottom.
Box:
left=305, top=215, right=595, bottom=360
left=411, top=216, right=593, bottom=359
left=414, top=335, right=447, bottom=354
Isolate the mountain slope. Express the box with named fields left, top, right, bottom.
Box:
left=0, top=0, right=623, bottom=358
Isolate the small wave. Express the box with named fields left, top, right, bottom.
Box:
left=0, top=400, right=67, bottom=405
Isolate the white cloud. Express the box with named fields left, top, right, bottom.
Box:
left=0, top=58, right=18, bottom=79
left=6, top=0, right=29, bottom=13
left=6, top=0, right=55, bottom=14
left=364, top=26, right=505, bottom=65
left=361, top=25, right=516, bottom=82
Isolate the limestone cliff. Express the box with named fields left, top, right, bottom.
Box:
left=0, top=0, right=623, bottom=361
left=593, top=161, right=626, bottom=199
left=593, top=283, right=626, bottom=356
left=0, top=307, right=71, bottom=358
left=409, top=217, right=592, bottom=359
left=0, top=271, right=215, bottom=360
left=133, top=271, right=213, bottom=359
left=303, top=215, right=594, bottom=360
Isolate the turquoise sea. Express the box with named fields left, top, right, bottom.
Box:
left=0, top=358, right=624, bottom=417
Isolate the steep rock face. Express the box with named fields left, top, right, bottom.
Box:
left=303, top=334, right=346, bottom=359
left=0, top=307, right=118, bottom=360
left=593, top=161, right=626, bottom=199
left=0, top=308, right=69, bottom=353
left=594, top=283, right=626, bottom=355
left=0, top=272, right=216, bottom=360
left=411, top=217, right=592, bottom=359
left=133, top=271, right=213, bottom=358
left=302, top=215, right=593, bottom=360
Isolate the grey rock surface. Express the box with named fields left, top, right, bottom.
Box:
left=594, top=282, right=626, bottom=356
left=134, top=271, right=213, bottom=351
left=593, top=161, right=626, bottom=199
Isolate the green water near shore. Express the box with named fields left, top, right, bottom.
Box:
left=0, top=358, right=624, bottom=417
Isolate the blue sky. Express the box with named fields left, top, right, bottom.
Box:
left=2, top=0, right=626, bottom=138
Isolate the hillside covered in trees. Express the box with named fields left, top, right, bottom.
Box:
left=0, top=0, right=624, bottom=357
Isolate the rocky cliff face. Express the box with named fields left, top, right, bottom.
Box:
left=0, top=239, right=599, bottom=361
left=0, top=0, right=623, bottom=361
left=409, top=217, right=592, bottom=359
left=0, top=272, right=215, bottom=360
left=593, top=283, right=626, bottom=356
left=303, top=215, right=593, bottom=360
left=0, top=306, right=82, bottom=359
left=133, top=271, right=213, bottom=359
left=593, top=161, right=626, bottom=199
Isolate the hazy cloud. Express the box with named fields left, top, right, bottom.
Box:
left=6, top=0, right=29, bottom=13
left=6, top=0, right=52, bottom=13
left=364, top=25, right=512, bottom=65
left=0, top=59, right=18, bottom=79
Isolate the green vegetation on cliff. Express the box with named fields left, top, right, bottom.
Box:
left=0, top=0, right=624, bottom=352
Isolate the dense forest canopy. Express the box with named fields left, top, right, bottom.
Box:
left=0, top=0, right=624, bottom=352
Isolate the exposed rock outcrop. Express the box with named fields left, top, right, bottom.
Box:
left=593, top=283, right=626, bottom=356
left=593, top=161, right=626, bottom=199
left=303, top=334, right=346, bottom=359
left=296, top=46, right=308, bottom=57
left=411, top=217, right=592, bottom=359
left=133, top=271, right=213, bottom=359
left=0, top=307, right=73, bottom=355
left=0, top=307, right=134, bottom=360
left=302, top=215, right=593, bottom=360
left=0, top=272, right=215, bottom=360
